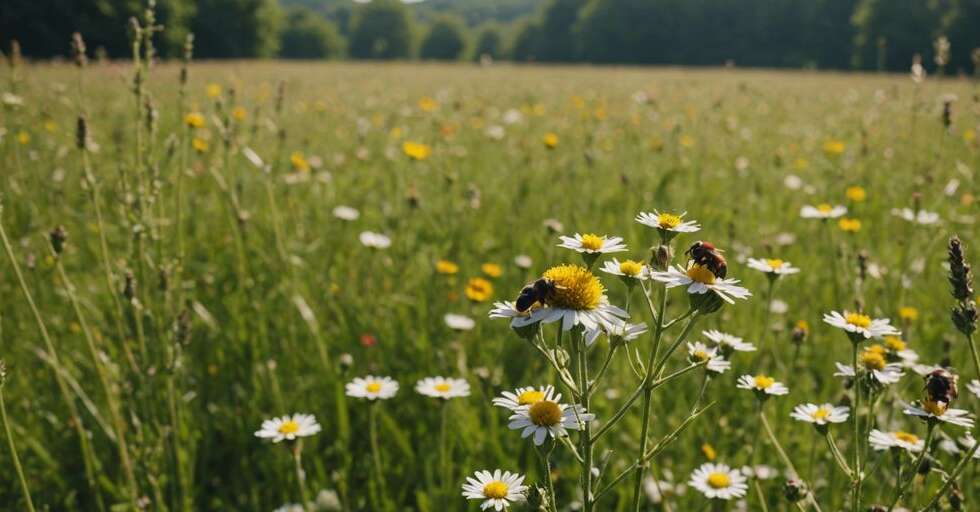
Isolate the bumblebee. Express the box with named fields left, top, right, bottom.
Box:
left=685, top=241, right=728, bottom=278
left=515, top=278, right=562, bottom=312
left=924, top=368, right=958, bottom=404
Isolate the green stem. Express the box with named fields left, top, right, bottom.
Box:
left=824, top=431, right=853, bottom=478
left=293, top=442, right=311, bottom=509
left=0, top=384, right=35, bottom=512
left=886, top=422, right=934, bottom=512
left=369, top=404, right=389, bottom=512
left=851, top=342, right=862, bottom=512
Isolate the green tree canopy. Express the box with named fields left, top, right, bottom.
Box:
left=192, top=0, right=283, bottom=58
left=420, top=16, right=467, bottom=60
left=349, top=0, right=415, bottom=59
left=280, top=7, right=345, bottom=59
left=473, top=25, right=504, bottom=60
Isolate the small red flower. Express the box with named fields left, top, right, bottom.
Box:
left=359, top=334, right=378, bottom=348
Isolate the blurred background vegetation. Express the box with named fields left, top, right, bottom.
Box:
left=2, top=0, right=980, bottom=72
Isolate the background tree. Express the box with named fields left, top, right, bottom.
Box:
left=942, top=0, right=980, bottom=74
left=349, top=0, right=415, bottom=60
left=535, top=0, right=587, bottom=62
left=509, top=20, right=542, bottom=61
left=852, top=0, right=942, bottom=71
left=192, top=0, right=283, bottom=58
left=420, top=16, right=467, bottom=60
left=279, top=7, right=345, bottom=59
left=473, top=24, right=504, bottom=60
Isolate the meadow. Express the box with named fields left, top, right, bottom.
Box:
left=1, top=35, right=979, bottom=512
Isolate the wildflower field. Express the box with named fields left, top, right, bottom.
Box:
left=2, top=30, right=980, bottom=512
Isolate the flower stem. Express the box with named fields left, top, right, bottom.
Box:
left=369, top=404, right=390, bottom=511
left=851, top=342, right=862, bottom=512
left=886, top=422, right=934, bottom=512
left=0, top=383, right=35, bottom=512
left=824, top=431, right=853, bottom=478
left=292, top=442, right=311, bottom=509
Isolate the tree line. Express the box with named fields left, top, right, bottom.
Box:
left=3, top=0, right=979, bottom=73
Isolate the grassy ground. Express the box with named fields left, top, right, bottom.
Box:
left=1, top=57, right=978, bottom=511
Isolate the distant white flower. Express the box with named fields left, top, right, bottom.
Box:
left=604, top=321, right=648, bottom=343
left=702, top=330, right=756, bottom=353
left=800, top=204, right=847, bottom=219
left=783, top=174, right=803, bottom=190
left=492, top=385, right=556, bottom=411
left=315, top=489, right=342, bottom=511
left=273, top=504, right=305, bottom=512
left=740, top=465, right=779, bottom=480
left=600, top=258, right=650, bottom=281
left=445, top=313, right=476, bottom=331
left=968, top=379, right=980, bottom=398
left=415, top=376, right=470, bottom=399
left=461, top=469, right=527, bottom=511
left=635, top=210, right=701, bottom=235
left=345, top=376, right=399, bottom=400
left=333, top=205, right=360, bottom=221
left=746, top=258, right=800, bottom=276
left=507, top=397, right=594, bottom=446
left=557, top=233, right=627, bottom=254
left=502, top=109, right=524, bottom=125
left=255, top=413, right=321, bottom=443
left=687, top=342, right=731, bottom=374
left=359, top=231, right=391, bottom=249
left=869, top=429, right=924, bottom=453
left=823, top=311, right=900, bottom=340
left=737, top=374, right=788, bottom=396
left=790, top=403, right=849, bottom=425
left=834, top=360, right=904, bottom=386
left=644, top=475, right=685, bottom=504
left=651, top=263, right=751, bottom=304
left=769, top=299, right=788, bottom=314
left=514, top=254, right=533, bottom=269
left=1, top=92, right=23, bottom=107
left=891, top=208, right=940, bottom=225
left=689, top=463, right=748, bottom=500
left=904, top=401, right=974, bottom=428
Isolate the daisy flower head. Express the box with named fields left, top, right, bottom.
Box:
left=519, top=264, right=628, bottom=333
left=737, top=374, right=789, bottom=399
left=702, top=330, right=756, bottom=358
left=968, top=379, right=980, bottom=398
left=635, top=210, right=701, bottom=242
left=558, top=233, right=626, bottom=265
left=790, top=403, right=849, bottom=429
left=345, top=376, right=399, bottom=401
left=492, top=385, right=557, bottom=411
left=415, top=376, right=470, bottom=400
left=600, top=258, right=650, bottom=285
left=746, top=258, right=800, bottom=278
left=332, top=205, right=359, bottom=221
left=255, top=413, right=321, bottom=443
left=507, top=395, right=594, bottom=446
left=891, top=208, right=940, bottom=226
left=834, top=358, right=904, bottom=387
left=689, top=463, right=748, bottom=500
left=651, top=262, right=751, bottom=313
left=800, top=203, right=847, bottom=219
left=605, top=321, right=648, bottom=346
left=461, top=469, right=527, bottom=511
left=904, top=400, right=975, bottom=428
left=444, top=313, right=475, bottom=331
left=869, top=429, right=924, bottom=453
left=823, top=310, right=900, bottom=342
left=687, top=342, right=731, bottom=374
left=359, top=231, right=391, bottom=249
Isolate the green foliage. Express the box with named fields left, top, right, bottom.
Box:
left=851, top=0, right=942, bottom=71
left=349, top=0, right=415, bottom=59
left=420, top=16, right=467, bottom=60
left=473, top=25, right=504, bottom=60
left=536, top=0, right=587, bottom=62
left=280, top=7, right=345, bottom=59
left=192, top=0, right=284, bottom=58
left=509, top=20, right=542, bottom=61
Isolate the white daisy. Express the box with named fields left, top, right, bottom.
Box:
left=599, top=258, right=650, bottom=281
left=687, top=342, right=731, bottom=374
left=643, top=476, right=685, bottom=504
left=635, top=210, right=701, bottom=236
left=737, top=374, right=789, bottom=396
left=834, top=359, right=904, bottom=386
left=869, top=429, right=925, bottom=453
left=891, top=208, right=940, bottom=225
left=488, top=301, right=534, bottom=329
left=359, top=231, right=391, bottom=249
left=823, top=310, right=900, bottom=340
left=444, top=313, right=475, bottom=331
left=345, top=376, right=399, bottom=400
left=967, top=379, right=980, bottom=398
left=790, top=403, right=849, bottom=425
left=604, top=321, right=648, bottom=343
left=557, top=233, right=627, bottom=254
left=273, top=504, right=305, bottom=512
left=514, top=254, right=533, bottom=269
left=957, top=434, right=980, bottom=459
left=415, top=376, right=471, bottom=399
left=461, top=469, right=527, bottom=511
left=332, top=205, right=360, bottom=221
left=518, top=264, right=629, bottom=334
left=689, top=463, right=748, bottom=500
left=904, top=401, right=975, bottom=428
left=800, top=204, right=847, bottom=219
left=507, top=397, right=594, bottom=446
left=702, top=330, right=756, bottom=354
left=492, top=385, right=557, bottom=411
left=254, top=413, right=321, bottom=443
left=651, top=263, right=751, bottom=304
left=746, top=258, right=800, bottom=276
left=740, top=465, right=779, bottom=480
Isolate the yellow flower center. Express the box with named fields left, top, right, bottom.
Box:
left=686, top=264, right=716, bottom=285
left=278, top=420, right=300, bottom=435
left=884, top=336, right=907, bottom=352
left=517, top=390, right=545, bottom=405
left=366, top=382, right=382, bottom=393
left=528, top=400, right=563, bottom=426
left=895, top=431, right=919, bottom=444
left=692, top=350, right=709, bottom=362
left=754, top=375, right=775, bottom=389
left=860, top=350, right=886, bottom=370
left=657, top=213, right=682, bottom=229
left=817, top=203, right=833, bottom=213
left=483, top=481, right=509, bottom=499
left=579, top=234, right=605, bottom=251
left=619, top=260, right=643, bottom=277
left=766, top=259, right=785, bottom=269
left=707, top=472, right=731, bottom=489
left=923, top=400, right=947, bottom=416
left=434, top=383, right=452, bottom=393
left=812, top=407, right=831, bottom=420
left=845, top=313, right=872, bottom=328
left=541, top=265, right=604, bottom=310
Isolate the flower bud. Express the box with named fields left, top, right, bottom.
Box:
left=49, top=225, right=67, bottom=255
left=783, top=479, right=807, bottom=503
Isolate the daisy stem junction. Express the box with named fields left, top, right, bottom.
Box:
left=886, top=422, right=934, bottom=512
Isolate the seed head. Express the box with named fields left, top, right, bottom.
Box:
left=947, top=237, right=973, bottom=301
left=71, top=33, right=87, bottom=68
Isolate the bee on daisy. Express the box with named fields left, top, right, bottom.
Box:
left=461, top=469, right=527, bottom=510
left=737, top=374, right=789, bottom=398
left=415, top=377, right=470, bottom=399
left=800, top=203, right=847, bottom=219
left=502, top=264, right=628, bottom=334
left=869, top=429, right=925, bottom=453
left=823, top=310, right=900, bottom=342
left=904, top=400, right=974, bottom=428
left=635, top=210, right=700, bottom=242
left=507, top=394, right=594, bottom=445
left=688, top=463, right=748, bottom=501
left=345, top=376, right=399, bottom=400
left=254, top=413, right=322, bottom=443
left=650, top=262, right=751, bottom=306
